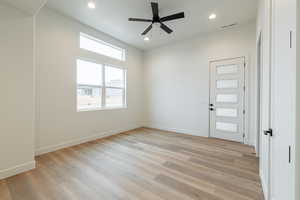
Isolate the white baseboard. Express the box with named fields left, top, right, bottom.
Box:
left=143, top=122, right=208, bottom=137
left=144, top=123, right=255, bottom=147
left=35, top=125, right=141, bottom=156
left=0, top=161, right=36, bottom=180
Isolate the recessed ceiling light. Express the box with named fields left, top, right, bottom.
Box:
left=144, top=37, right=150, bottom=41
left=88, top=1, right=96, bottom=9
left=209, top=13, right=217, bottom=20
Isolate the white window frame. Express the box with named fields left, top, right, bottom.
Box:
left=80, top=33, right=126, bottom=61
left=77, top=59, right=127, bottom=112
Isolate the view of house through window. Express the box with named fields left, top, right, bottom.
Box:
left=77, top=60, right=126, bottom=111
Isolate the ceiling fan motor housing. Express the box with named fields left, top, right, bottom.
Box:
left=128, top=2, right=185, bottom=35
left=153, top=16, right=160, bottom=23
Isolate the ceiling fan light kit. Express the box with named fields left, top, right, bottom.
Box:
left=129, top=2, right=185, bottom=36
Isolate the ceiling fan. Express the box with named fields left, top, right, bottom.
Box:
left=128, top=2, right=185, bottom=35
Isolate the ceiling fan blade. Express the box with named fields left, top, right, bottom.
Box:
left=151, top=2, right=159, bottom=17
left=142, top=24, right=153, bottom=35
left=161, top=12, right=185, bottom=22
left=160, top=23, right=173, bottom=34
left=129, top=18, right=152, bottom=22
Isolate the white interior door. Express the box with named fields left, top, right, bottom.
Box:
left=270, top=0, right=296, bottom=199
left=259, top=31, right=271, bottom=199
left=209, top=57, right=245, bottom=143
left=256, top=1, right=273, bottom=199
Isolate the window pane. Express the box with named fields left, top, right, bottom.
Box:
left=217, top=80, right=238, bottom=89
left=77, top=60, right=102, bottom=86
left=105, top=66, right=125, bottom=88
left=216, top=122, right=238, bottom=132
left=77, top=86, right=102, bottom=110
left=217, top=64, right=238, bottom=74
left=80, top=34, right=125, bottom=61
left=216, top=94, right=238, bottom=103
left=216, top=108, right=238, bottom=117
left=106, top=88, right=123, bottom=107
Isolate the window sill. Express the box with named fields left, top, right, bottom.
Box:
left=77, top=106, right=127, bottom=112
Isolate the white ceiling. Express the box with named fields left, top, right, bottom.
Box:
left=1, top=0, right=47, bottom=15
left=46, top=0, right=257, bottom=50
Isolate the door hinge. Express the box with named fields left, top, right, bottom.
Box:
left=289, top=146, right=291, bottom=163
left=243, top=110, right=246, bottom=115
left=243, top=133, right=245, bottom=138
left=290, top=31, right=292, bottom=48
left=244, top=62, right=246, bottom=68
left=243, top=86, right=246, bottom=91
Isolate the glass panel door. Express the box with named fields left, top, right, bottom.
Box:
left=209, top=57, right=245, bottom=142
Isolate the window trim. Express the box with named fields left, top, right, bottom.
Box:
left=80, top=32, right=126, bottom=61
left=76, top=59, right=127, bottom=112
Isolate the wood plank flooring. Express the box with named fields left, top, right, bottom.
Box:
left=0, top=128, right=264, bottom=200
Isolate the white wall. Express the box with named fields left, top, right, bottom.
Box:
left=35, top=7, right=144, bottom=155
left=143, top=22, right=256, bottom=145
left=0, top=2, right=36, bottom=179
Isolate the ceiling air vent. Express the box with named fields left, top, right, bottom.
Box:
left=221, top=23, right=238, bottom=29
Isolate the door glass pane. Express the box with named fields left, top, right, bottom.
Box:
left=105, top=66, right=125, bottom=88
left=106, top=88, right=123, bottom=107
left=216, top=122, right=238, bottom=132
left=217, top=80, right=238, bottom=89
left=77, top=86, right=102, bottom=110
left=217, top=64, right=238, bottom=74
left=216, top=94, right=238, bottom=103
left=216, top=108, right=238, bottom=117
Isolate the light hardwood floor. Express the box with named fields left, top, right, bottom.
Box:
left=0, top=128, right=264, bottom=200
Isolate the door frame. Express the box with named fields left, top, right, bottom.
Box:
left=256, top=28, right=271, bottom=199
left=256, top=32, right=263, bottom=156
left=208, top=56, right=249, bottom=144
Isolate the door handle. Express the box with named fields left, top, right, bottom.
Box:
left=209, top=104, right=214, bottom=111
left=264, top=129, right=273, bottom=137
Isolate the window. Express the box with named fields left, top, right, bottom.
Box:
left=105, top=66, right=125, bottom=108
left=77, top=60, right=126, bottom=111
left=77, top=60, right=103, bottom=110
left=80, top=33, right=125, bottom=61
